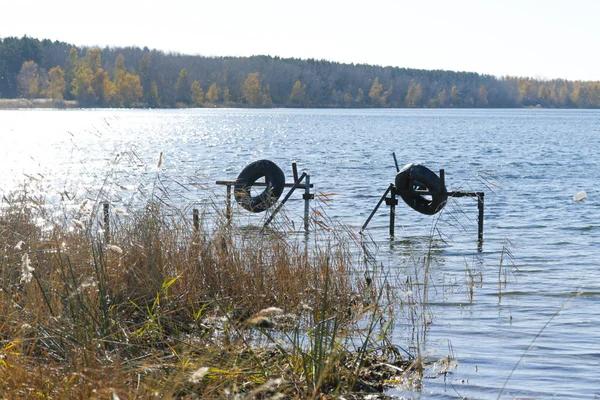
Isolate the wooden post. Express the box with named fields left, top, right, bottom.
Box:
left=264, top=172, right=307, bottom=228
left=103, top=202, right=110, bottom=242
left=477, top=192, right=484, bottom=244
left=389, top=185, right=396, bottom=236
left=304, top=174, right=311, bottom=233
left=439, top=169, right=445, bottom=190
left=392, top=152, right=400, bottom=173
left=360, top=184, right=393, bottom=234
left=292, top=162, right=299, bottom=183
left=193, top=208, right=199, bottom=231
left=226, top=184, right=232, bottom=221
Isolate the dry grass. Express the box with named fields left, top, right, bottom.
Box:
left=0, top=98, right=78, bottom=109
left=0, top=188, right=410, bottom=399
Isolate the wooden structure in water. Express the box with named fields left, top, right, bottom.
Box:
left=360, top=154, right=485, bottom=247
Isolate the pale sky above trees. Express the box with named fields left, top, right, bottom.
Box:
left=3, top=0, right=599, bottom=81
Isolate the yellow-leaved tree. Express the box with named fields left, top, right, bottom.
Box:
left=175, top=68, right=191, bottom=104
left=191, top=81, right=204, bottom=106
left=113, top=54, right=126, bottom=105
left=206, top=83, right=219, bottom=104
left=355, top=88, right=364, bottom=104
left=222, top=87, right=231, bottom=103
left=71, top=57, right=95, bottom=105
left=450, top=85, right=461, bottom=106
left=437, top=88, right=447, bottom=107
left=118, top=73, right=142, bottom=107
left=368, top=77, right=384, bottom=105
left=344, top=92, right=352, bottom=106
left=477, top=85, right=489, bottom=107
left=242, top=72, right=262, bottom=105
left=405, top=80, right=422, bottom=107
left=92, top=69, right=115, bottom=106
left=17, top=60, right=40, bottom=98
left=45, top=66, right=66, bottom=99
left=289, top=80, right=306, bottom=104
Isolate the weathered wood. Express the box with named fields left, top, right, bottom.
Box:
left=389, top=185, right=396, bottom=237
left=477, top=192, right=484, bottom=244
left=193, top=208, right=199, bottom=231
left=263, top=172, right=308, bottom=228
left=304, top=175, right=311, bottom=232
left=360, top=184, right=393, bottom=234
left=103, top=202, right=110, bottom=242
left=215, top=180, right=313, bottom=189
left=392, top=152, right=400, bottom=173
left=226, top=185, right=232, bottom=221
left=292, top=162, right=299, bottom=182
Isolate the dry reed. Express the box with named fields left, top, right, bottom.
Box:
left=0, top=187, right=410, bottom=398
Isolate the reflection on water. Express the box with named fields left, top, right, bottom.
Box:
left=2, top=108, right=600, bottom=398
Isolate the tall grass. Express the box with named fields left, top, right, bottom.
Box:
left=0, top=184, right=411, bottom=398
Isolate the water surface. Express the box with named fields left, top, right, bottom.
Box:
left=2, top=108, right=599, bottom=398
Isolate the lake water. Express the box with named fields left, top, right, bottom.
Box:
left=2, top=108, right=600, bottom=398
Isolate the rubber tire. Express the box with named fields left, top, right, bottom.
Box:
left=395, top=163, right=447, bottom=215
left=234, top=160, right=285, bottom=213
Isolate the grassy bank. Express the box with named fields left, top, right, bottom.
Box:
left=0, top=98, right=78, bottom=109
left=0, top=187, right=418, bottom=399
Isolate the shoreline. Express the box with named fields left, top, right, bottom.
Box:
left=0, top=98, right=593, bottom=110
left=0, top=98, right=79, bottom=109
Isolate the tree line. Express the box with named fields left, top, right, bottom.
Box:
left=1, top=36, right=600, bottom=108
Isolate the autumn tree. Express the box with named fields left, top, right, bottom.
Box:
left=369, top=77, right=384, bottom=106
left=44, top=66, right=66, bottom=99
left=206, top=83, right=219, bottom=104
left=437, top=89, right=447, bottom=107
left=85, top=48, right=101, bottom=74
left=355, top=88, right=365, bottom=104
left=138, top=53, right=159, bottom=107
left=242, top=72, right=262, bottom=105
left=175, top=68, right=191, bottom=104
left=118, top=72, right=142, bottom=107
left=191, top=81, right=204, bottom=105
left=222, top=87, right=231, bottom=103
left=92, top=69, right=115, bottom=106
left=64, top=48, right=79, bottom=99
left=537, top=84, right=552, bottom=106
left=17, top=60, right=40, bottom=98
left=450, top=85, right=461, bottom=106
left=114, top=54, right=126, bottom=82
left=518, top=78, right=537, bottom=105
left=405, top=80, right=422, bottom=107
left=578, top=82, right=600, bottom=107
left=262, top=84, right=273, bottom=105
left=110, top=54, right=126, bottom=104
left=557, top=83, right=570, bottom=106
left=344, top=92, right=352, bottom=106
left=289, top=80, right=306, bottom=104
left=477, top=85, right=489, bottom=107
left=70, top=57, right=95, bottom=105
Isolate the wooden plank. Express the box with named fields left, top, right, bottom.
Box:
left=215, top=180, right=313, bottom=188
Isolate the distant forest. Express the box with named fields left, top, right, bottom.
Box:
left=1, top=36, right=600, bottom=108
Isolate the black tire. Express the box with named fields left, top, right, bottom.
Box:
left=234, top=160, right=286, bottom=213
left=395, top=163, right=447, bottom=215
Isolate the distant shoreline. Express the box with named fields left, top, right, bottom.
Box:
left=0, top=98, right=78, bottom=109
left=0, top=98, right=592, bottom=110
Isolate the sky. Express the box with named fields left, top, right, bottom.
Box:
left=2, top=0, right=600, bottom=81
